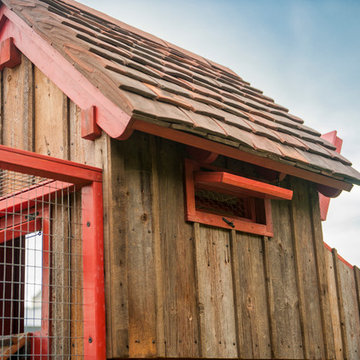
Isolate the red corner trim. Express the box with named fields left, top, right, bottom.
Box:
left=319, top=131, right=343, bottom=220
left=0, top=6, right=131, bottom=139
left=0, top=37, right=21, bottom=70
left=81, top=106, right=102, bottom=140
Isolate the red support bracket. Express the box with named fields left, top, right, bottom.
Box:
left=318, top=130, right=343, bottom=221
left=0, top=37, right=21, bottom=70
left=81, top=106, right=102, bottom=140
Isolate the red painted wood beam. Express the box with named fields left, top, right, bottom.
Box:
left=0, top=6, right=131, bottom=139
left=0, top=37, right=21, bottom=70
left=186, top=146, right=218, bottom=164
left=132, top=119, right=353, bottom=192
left=195, top=171, right=293, bottom=200
left=319, top=130, right=343, bottom=220
left=0, top=144, right=102, bottom=184
left=81, top=106, right=102, bottom=140
left=82, top=182, right=106, bottom=360
left=0, top=180, right=73, bottom=213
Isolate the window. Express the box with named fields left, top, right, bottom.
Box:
left=24, top=231, right=43, bottom=333
left=185, top=159, right=293, bottom=236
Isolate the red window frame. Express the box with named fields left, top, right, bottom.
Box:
left=0, top=144, right=105, bottom=360
left=185, top=159, right=293, bottom=237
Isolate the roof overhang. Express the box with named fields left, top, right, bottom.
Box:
left=0, top=4, right=131, bottom=138
left=0, top=3, right=354, bottom=194
left=131, top=119, right=353, bottom=192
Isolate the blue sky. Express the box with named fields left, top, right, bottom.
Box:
left=80, top=0, right=360, bottom=265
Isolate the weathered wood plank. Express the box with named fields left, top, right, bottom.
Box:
left=149, top=136, right=165, bottom=357
left=333, top=249, right=349, bottom=359
left=33, top=67, right=70, bottom=357
left=34, top=67, right=68, bottom=159
left=100, top=137, right=129, bottom=358
left=262, top=235, right=277, bottom=358
left=69, top=102, right=96, bottom=167
left=195, top=224, right=237, bottom=358
left=2, top=54, right=33, bottom=150
left=338, top=258, right=360, bottom=359
left=124, top=132, right=157, bottom=358
left=231, top=231, right=271, bottom=359
left=355, top=266, right=360, bottom=323
left=290, top=177, right=324, bottom=359
left=265, top=199, right=304, bottom=358
left=325, top=248, right=343, bottom=359
left=309, top=186, right=336, bottom=359
left=156, top=137, right=200, bottom=357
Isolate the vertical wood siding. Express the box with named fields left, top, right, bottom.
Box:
left=1, top=57, right=360, bottom=359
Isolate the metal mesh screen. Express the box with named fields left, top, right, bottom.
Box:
left=0, top=169, right=84, bottom=359
left=195, top=187, right=253, bottom=220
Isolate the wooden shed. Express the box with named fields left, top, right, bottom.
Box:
left=0, top=0, right=359, bottom=359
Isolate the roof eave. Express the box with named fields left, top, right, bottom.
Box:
left=130, top=117, right=354, bottom=192
left=0, top=3, right=132, bottom=138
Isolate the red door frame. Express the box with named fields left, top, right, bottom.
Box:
left=0, top=145, right=105, bottom=360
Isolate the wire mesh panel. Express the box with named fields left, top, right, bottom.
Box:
left=0, top=169, right=84, bottom=359
left=195, top=187, right=254, bottom=220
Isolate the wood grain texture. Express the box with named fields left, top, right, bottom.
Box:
left=309, top=185, right=336, bottom=359
left=325, top=249, right=344, bottom=359
left=337, top=260, right=360, bottom=359
left=2, top=54, right=33, bottom=151
left=333, top=249, right=349, bottom=359
left=155, top=137, right=200, bottom=358
left=290, top=177, right=325, bottom=359
left=231, top=231, right=271, bottom=359
left=34, top=66, right=68, bottom=159
left=150, top=136, right=165, bottom=357
left=195, top=225, right=238, bottom=358
left=266, top=199, right=304, bottom=358
left=102, top=137, right=130, bottom=358
left=124, top=132, right=157, bottom=358
left=355, top=266, right=360, bottom=325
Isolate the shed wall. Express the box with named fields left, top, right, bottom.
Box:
left=1, top=56, right=360, bottom=359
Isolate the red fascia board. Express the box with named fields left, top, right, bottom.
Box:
left=0, top=144, right=102, bottom=184
left=195, top=171, right=293, bottom=200
left=0, top=6, right=131, bottom=139
left=132, top=119, right=353, bottom=191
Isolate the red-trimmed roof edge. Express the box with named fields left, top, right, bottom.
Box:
left=0, top=1, right=357, bottom=192
left=0, top=4, right=132, bottom=138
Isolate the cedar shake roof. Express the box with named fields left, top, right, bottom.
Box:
left=2, top=0, right=360, bottom=185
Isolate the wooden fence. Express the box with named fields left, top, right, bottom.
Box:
left=324, top=243, right=360, bottom=359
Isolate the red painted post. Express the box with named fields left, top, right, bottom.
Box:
left=82, top=181, right=106, bottom=360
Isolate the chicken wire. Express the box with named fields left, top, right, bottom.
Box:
left=195, top=187, right=253, bottom=220
left=0, top=169, right=84, bottom=359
